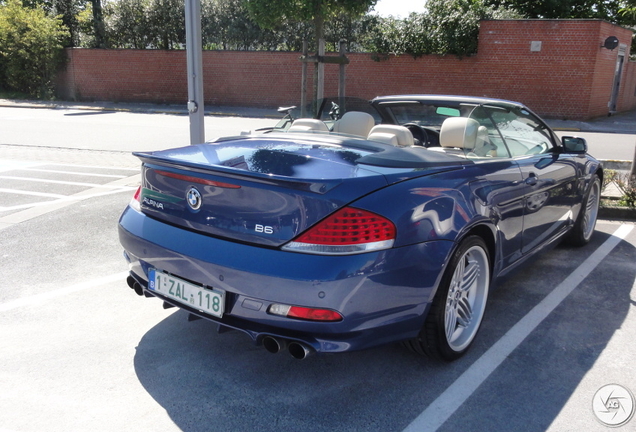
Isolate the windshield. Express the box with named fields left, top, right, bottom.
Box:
left=379, top=103, right=475, bottom=128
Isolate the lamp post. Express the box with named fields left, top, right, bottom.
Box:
left=185, top=0, right=204, bottom=145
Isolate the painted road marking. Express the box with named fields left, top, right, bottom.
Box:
left=0, top=188, right=66, bottom=199
left=403, top=223, right=634, bottom=432
left=0, top=186, right=137, bottom=213
left=0, top=272, right=129, bottom=312
left=0, top=175, right=135, bottom=189
left=0, top=172, right=140, bottom=229
left=20, top=168, right=128, bottom=179
left=0, top=158, right=140, bottom=226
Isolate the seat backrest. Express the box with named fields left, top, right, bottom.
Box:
left=439, top=117, right=479, bottom=150
left=332, top=111, right=376, bottom=137
left=367, top=124, right=415, bottom=147
left=288, top=118, right=329, bottom=132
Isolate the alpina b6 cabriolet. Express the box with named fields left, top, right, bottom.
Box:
left=118, top=95, right=601, bottom=361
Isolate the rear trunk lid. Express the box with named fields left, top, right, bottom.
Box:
left=134, top=135, right=462, bottom=247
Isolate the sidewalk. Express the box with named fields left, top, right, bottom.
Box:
left=0, top=98, right=281, bottom=119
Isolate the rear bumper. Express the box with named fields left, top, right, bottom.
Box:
left=118, top=206, right=454, bottom=353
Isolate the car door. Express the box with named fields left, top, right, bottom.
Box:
left=484, top=107, right=579, bottom=254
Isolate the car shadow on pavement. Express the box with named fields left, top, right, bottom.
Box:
left=133, top=227, right=636, bottom=432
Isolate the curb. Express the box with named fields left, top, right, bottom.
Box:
left=600, top=160, right=632, bottom=171
left=0, top=99, right=281, bottom=119
left=599, top=206, right=636, bottom=221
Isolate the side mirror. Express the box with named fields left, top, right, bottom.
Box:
left=561, top=136, right=587, bottom=154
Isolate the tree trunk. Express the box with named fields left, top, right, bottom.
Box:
left=92, top=0, right=106, bottom=48
left=313, top=13, right=325, bottom=105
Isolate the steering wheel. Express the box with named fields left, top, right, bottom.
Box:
left=403, top=123, right=440, bottom=147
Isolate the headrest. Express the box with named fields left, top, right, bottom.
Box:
left=367, top=125, right=414, bottom=147
left=332, top=111, right=376, bottom=137
left=288, top=118, right=329, bottom=132
left=439, top=117, right=480, bottom=150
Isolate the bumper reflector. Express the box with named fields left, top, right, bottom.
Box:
left=268, top=304, right=343, bottom=322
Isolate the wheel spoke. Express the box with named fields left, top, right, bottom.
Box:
left=445, top=305, right=457, bottom=341
left=460, top=258, right=479, bottom=292
left=456, top=297, right=473, bottom=327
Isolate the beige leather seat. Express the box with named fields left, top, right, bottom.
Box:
left=472, top=125, right=497, bottom=157
left=438, top=117, right=480, bottom=151
left=332, top=111, right=376, bottom=137
left=288, top=118, right=329, bottom=132
left=367, top=125, right=415, bottom=147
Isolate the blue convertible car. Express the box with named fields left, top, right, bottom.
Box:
left=118, top=95, right=602, bottom=361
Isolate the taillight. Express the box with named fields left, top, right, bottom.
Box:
left=282, top=207, right=396, bottom=255
left=156, top=170, right=241, bottom=189
left=130, top=186, right=141, bottom=212
left=268, top=304, right=343, bottom=322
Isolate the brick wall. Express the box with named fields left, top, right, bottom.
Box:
left=55, top=19, right=636, bottom=120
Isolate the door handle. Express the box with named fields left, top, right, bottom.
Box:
left=525, top=175, right=538, bottom=186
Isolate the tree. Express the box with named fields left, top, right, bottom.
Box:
left=104, top=0, right=185, bottom=49
left=365, top=0, right=519, bottom=58
left=103, top=0, right=152, bottom=48
left=0, top=0, right=69, bottom=97
left=202, top=0, right=278, bottom=50
left=484, top=0, right=627, bottom=23
left=244, top=0, right=377, bottom=51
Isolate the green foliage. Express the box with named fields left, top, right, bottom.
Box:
left=244, top=0, right=376, bottom=30
left=103, top=0, right=184, bottom=48
left=485, top=0, right=627, bottom=23
left=603, top=169, right=636, bottom=209
left=0, top=0, right=69, bottom=97
left=245, top=0, right=376, bottom=47
left=366, top=0, right=520, bottom=58
left=202, top=0, right=282, bottom=50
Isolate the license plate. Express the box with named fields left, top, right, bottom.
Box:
left=148, top=269, right=224, bottom=318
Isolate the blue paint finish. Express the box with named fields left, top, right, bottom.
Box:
left=119, top=206, right=452, bottom=352
left=118, top=96, right=603, bottom=355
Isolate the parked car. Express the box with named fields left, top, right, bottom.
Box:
left=118, top=95, right=602, bottom=361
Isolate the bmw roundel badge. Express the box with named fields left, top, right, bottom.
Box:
left=186, top=187, right=202, bottom=210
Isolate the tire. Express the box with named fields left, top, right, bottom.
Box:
left=406, top=236, right=491, bottom=361
left=565, top=174, right=600, bottom=247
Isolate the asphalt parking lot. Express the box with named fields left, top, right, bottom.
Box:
left=1, top=142, right=635, bottom=432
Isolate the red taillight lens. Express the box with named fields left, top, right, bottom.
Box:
left=282, top=207, right=396, bottom=255
left=130, top=186, right=141, bottom=212
left=268, top=304, right=343, bottom=322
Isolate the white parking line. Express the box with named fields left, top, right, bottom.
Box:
left=0, top=175, right=132, bottom=189
left=45, top=162, right=139, bottom=171
left=0, top=271, right=129, bottom=312
left=0, top=173, right=140, bottom=228
left=0, top=188, right=66, bottom=199
left=20, top=168, right=128, bottom=179
left=0, top=186, right=136, bottom=212
left=403, top=223, right=634, bottom=432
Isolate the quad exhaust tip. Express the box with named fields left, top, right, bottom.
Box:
left=288, top=342, right=313, bottom=360
left=262, top=336, right=314, bottom=360
left=263, top=336, right=287, bottom=354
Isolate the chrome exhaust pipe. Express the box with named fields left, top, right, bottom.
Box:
left=288, top=342, right=313, bottom=360
left=262, top=336, right=287, bottom=354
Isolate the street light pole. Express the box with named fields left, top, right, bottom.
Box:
left=185, top=0, right=204, bottom=145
